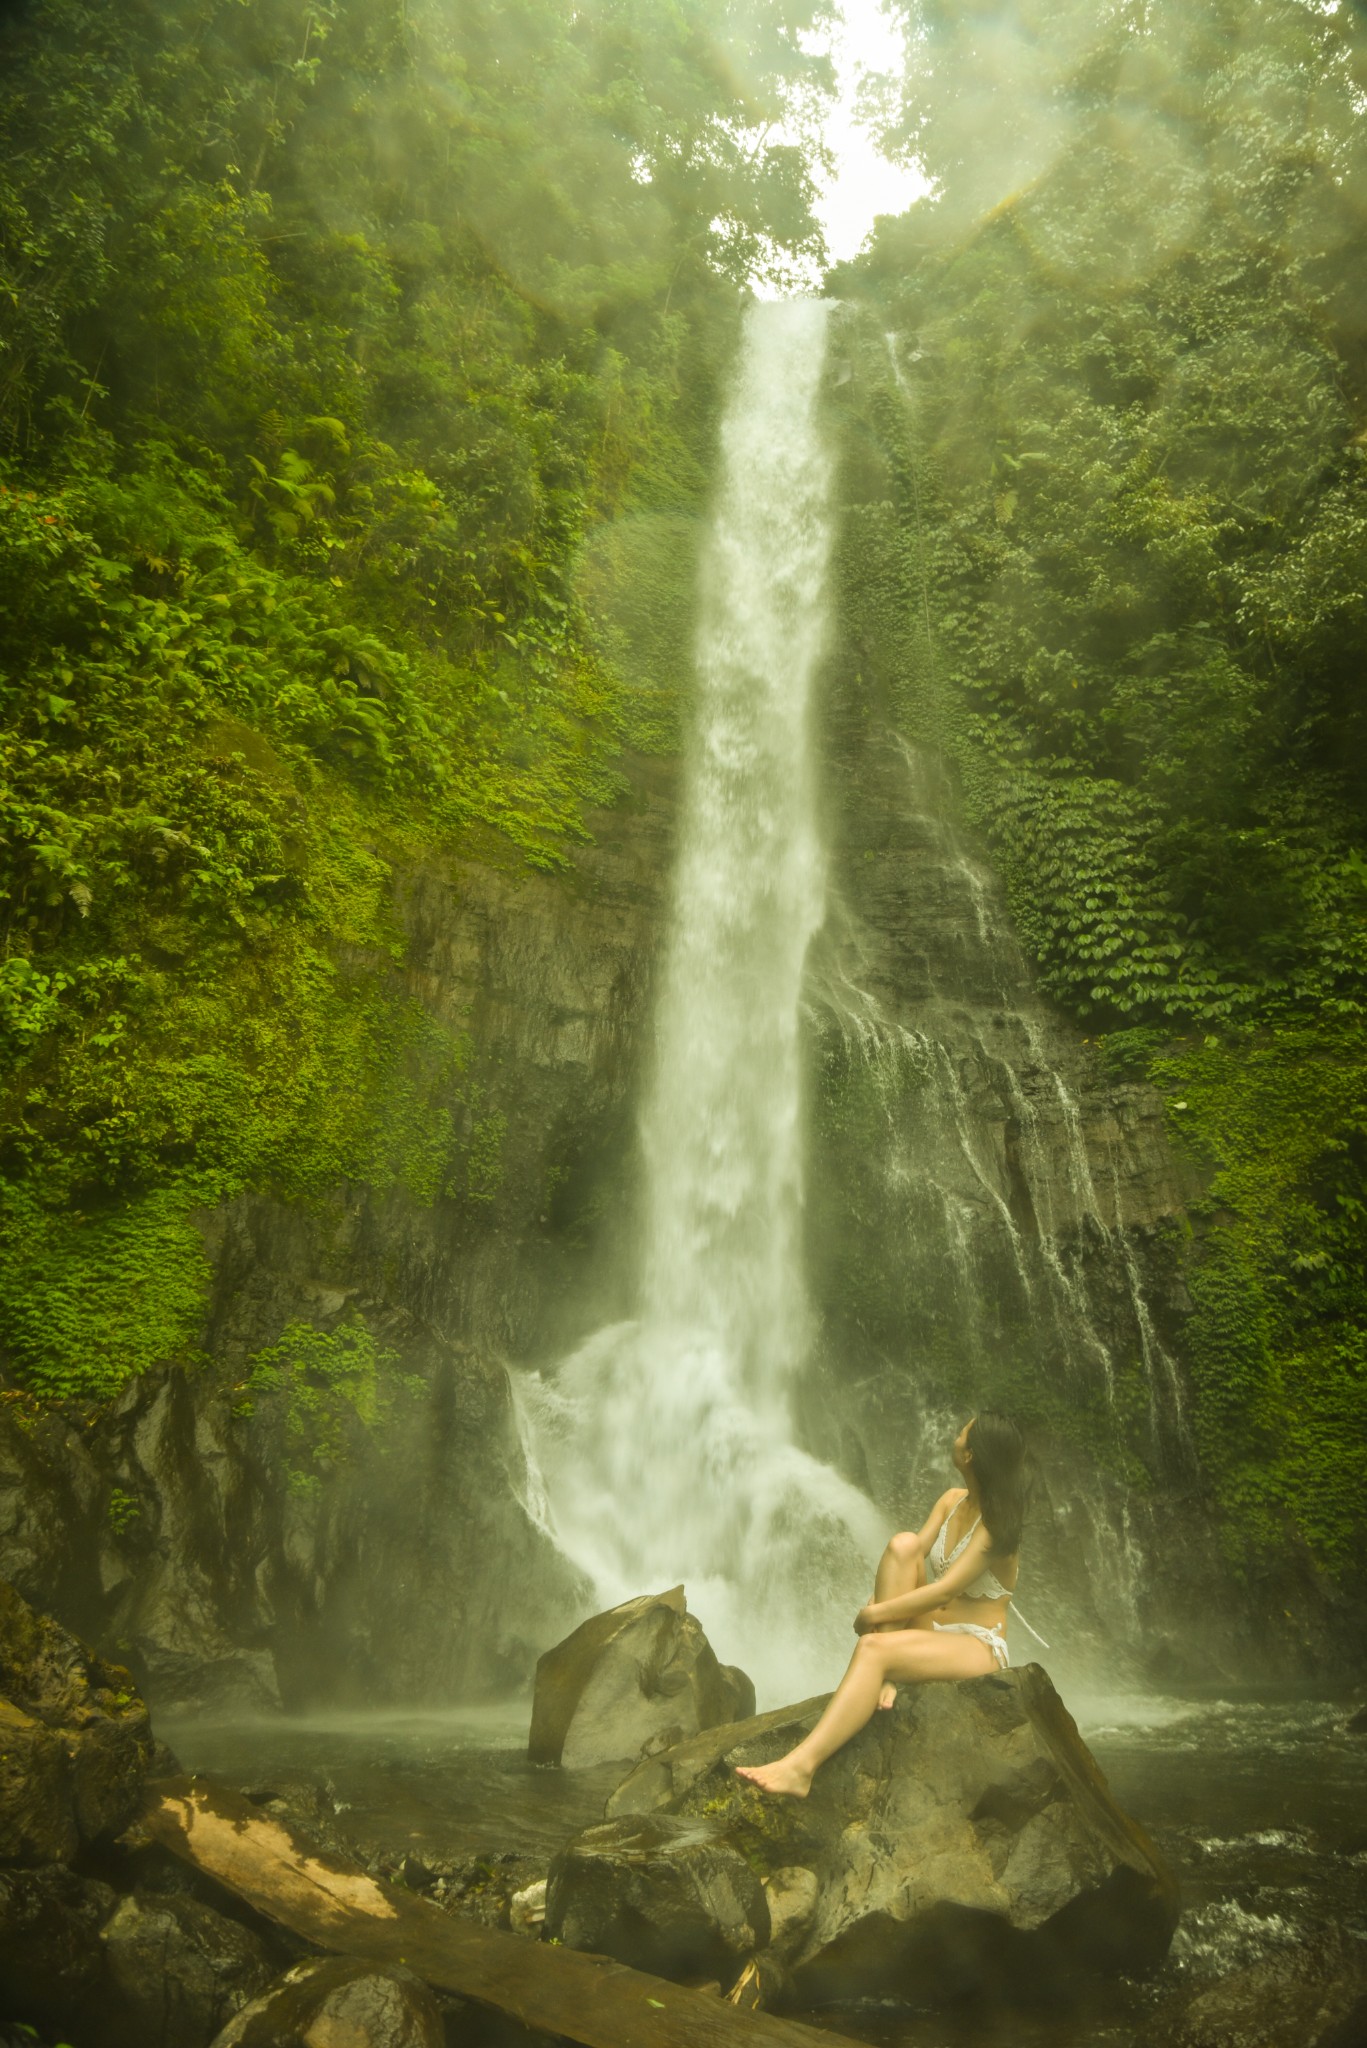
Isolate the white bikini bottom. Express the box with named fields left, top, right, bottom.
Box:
left=933, top=1620, right=1009, bottom=1671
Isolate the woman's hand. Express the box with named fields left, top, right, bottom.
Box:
left=854, top=1604, right=880, bottom=1635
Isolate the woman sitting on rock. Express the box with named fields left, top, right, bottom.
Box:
left=737, top=1411, right=1045, bottom=1799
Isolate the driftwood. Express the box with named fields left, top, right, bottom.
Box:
left=141, top=1776, right=859, bottom=2048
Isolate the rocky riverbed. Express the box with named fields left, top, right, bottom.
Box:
left=3, top=1570, right=1365, bottom=2048
left=155, top=1680, right=1367, bottom=2048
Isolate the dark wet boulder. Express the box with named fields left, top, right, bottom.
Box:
left=585, top=1665, right=1179, bottom=2008
left=545, top=1810, right=770, bottom=1985
left=1138, top=1927, right=1367, bottom=2048
left=101, top=1891, right=277, bottom=2046
left=210, top=1957, right=444, bottom=2048
left=0, top=1861, right=281, bottom=2048
left=528, top=1585, right=755, bottom=1769
left=0, top=1864, right=119, bottom=2042
left=0, top=1696, right=77, bottom=1864
left=0, top=1576, right=153, bottom=1860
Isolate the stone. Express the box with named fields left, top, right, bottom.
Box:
left=1346, top=1701, right=1367, bottom=1735
left=545, top=1811, right=771, bottom=1986
left=1137, top=1928, right=1367, bottom=2048
left=0, top=1864, right=118, bottom=2043
left=509, top=1877, right=548, bottom=1934
left=210, top=1957, right=445, bottom=2048
left=589, top=1666, right=1178, bottom=2008
left=0, top=1577, right=153, bottom=1860
left=761, top=1865, right=820, bottom=1959
left=529, top=1586, right=755, bottom=1769
left=0, top=1696, right=77, bottom=1865
left=101, top=1891, right=277, bottom=2047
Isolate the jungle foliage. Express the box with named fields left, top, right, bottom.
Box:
left=838, top=0, right=1367, bottom=1571
left=0, top=0, right=832, bottom=1398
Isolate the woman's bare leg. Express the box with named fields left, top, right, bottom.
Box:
left=870, top=1532, right=926, bottom=1709
left=735, top=1629, right=995, bottom=1799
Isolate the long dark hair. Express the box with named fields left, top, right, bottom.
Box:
left=969, top=1410, right=1028, bottom=1556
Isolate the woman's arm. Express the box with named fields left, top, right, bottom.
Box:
left=855, top=1520, right=997, bottom=1630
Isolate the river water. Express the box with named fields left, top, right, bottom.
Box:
left=164, top=1685, right=1367, bottom=2045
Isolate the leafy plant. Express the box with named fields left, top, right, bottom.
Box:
left=235, top=1315, right=423, bottom=1497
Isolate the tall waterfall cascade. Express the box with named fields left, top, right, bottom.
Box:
left=516, top=299, right=885, bottom=1703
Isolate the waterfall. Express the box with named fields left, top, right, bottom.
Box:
left=517, top=299, right=885, bottom=1704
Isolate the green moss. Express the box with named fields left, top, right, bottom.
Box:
left=688, top=1775, right=821, bottom=1879
left=1151, top=1028, right=1367, bottom=1571
left=0, top=1185, right=214, bottom=1400
left=235, top=1314, right=425, bottom=1497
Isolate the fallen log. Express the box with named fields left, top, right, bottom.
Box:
left=141, top=1776, right=859, bottom=2048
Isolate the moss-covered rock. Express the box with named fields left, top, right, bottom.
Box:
left=0, top=1577, right=152, bottom=1861
left=577, top=1668, right=1179, bottom=2009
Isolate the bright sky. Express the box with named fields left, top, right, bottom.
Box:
left=810, top=0, right=928, bottom=266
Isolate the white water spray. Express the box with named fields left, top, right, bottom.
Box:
left=518, top=300, right=884, bottom=1703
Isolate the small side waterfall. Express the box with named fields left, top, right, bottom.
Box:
left=795, top=320, right=1200, bottom=1667
left=517, top=300, right=884, bottom=1703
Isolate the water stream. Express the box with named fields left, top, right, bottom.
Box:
left=516, top=297, right=884, bottom=1702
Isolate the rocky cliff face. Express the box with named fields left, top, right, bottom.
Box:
left=796, top=681, right=1225, bottom=1679
left=0, top=757, right=679, bottom=1713
left=781, top=328, right=1228, bottom=1678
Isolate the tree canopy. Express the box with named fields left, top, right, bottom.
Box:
left=0, top=0, right=832, bottom=1396
left=836, top=0, right=1367, bottom=1569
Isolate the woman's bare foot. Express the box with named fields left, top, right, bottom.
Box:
left=877, top=1682, right=897, bottom=1711
left=735, top=1757, right=813, bottom=1799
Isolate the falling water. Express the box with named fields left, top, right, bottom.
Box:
left=517, top=300, right=884, bottom=1703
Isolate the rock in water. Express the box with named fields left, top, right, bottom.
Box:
left=545, top=1812, right=770, bottom=1984
left=565, top=1666, right=1179, bottom=2006
left=210, top=1958, right=444, bottom=2048
left=528, top=1586, right=755, bottom=1769
left=0, top=1577, right=153, bottom=1862
left=1137, top=1927, right=1367, bottom=2048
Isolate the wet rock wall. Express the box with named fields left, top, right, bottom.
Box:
left=0, top=758, right=679, bottom=1713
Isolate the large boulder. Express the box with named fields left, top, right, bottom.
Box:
left=0, top=1577, right=153, bottom=1862
left=0, top=1696, right=77, bottom=1865
left=564, top=1665, right=1179, bottom=2007
left=210, top=1957, right=444, bottom=2048
left=101, top=1891, right=278, bottom=2047
left=545, top=1811, right=770, bottom=1984
left=0, top=1864, right=119, bottom=2042
left=1137, top=1928, right=1367, bottom=2048
left=0, top=1861, right=284, bottom=2048
left=528, top=1586, right=754, bottom=1769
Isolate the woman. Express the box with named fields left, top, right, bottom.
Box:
left=737, top=1411, right=1043, bottom=1799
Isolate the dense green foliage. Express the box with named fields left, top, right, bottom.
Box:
left=235, top=1314, right=422, bottom=1495
left=0, top=0, right=832, bottom=1398
left=838, top=0, right=1367, bottom=1572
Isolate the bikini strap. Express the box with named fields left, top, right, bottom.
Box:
left=1009, top=1603, right=1051, bottom=1649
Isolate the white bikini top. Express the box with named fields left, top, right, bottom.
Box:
left=927, top=1495, right=1050, bottom=1646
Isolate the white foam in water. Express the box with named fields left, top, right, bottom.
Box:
left=515, top=301, right=886, bottom=1705
left=1193, top=1829, right=1311, bottom=1856
left=1071, top=1691, right=1203, bottom=1738
left=1171, top=1899, right=1301, bottom=1976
